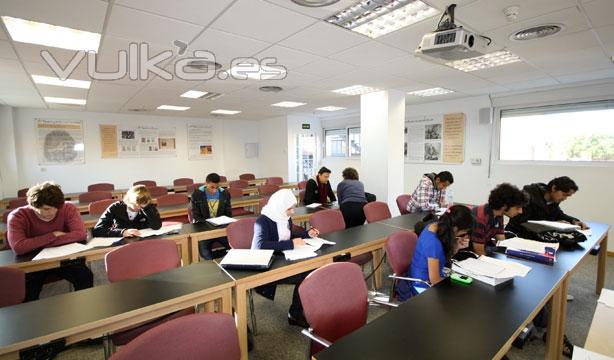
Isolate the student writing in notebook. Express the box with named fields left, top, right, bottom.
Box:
left=396, top=205, right=473, bottom=301
left=251, top=189, right=320, bottom=328
left=92, top=185, right=161, bottom=238
left=406, top=171, right=454, bottom=213
left=6, top=182, right=93, bottom=301
left=303, top=166, right=336, bottom=205
left=190, top=172, right=232, bottom=259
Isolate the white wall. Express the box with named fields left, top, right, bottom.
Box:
left=0, top=106, right=19, bottom=198
left=4, top=108, right=261, bottom=194
left=259, top=116, right=288, bottom=180
left=319, top=114, right=362, bottom=186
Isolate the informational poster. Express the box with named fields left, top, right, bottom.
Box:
left=442, top=113, right=466, bottom=163
left=405, top=112, right=466, bottom=164
left=118, top=126, right=139, bottom=158
left=187, top=124, right=214, bottom=160
left=157, top=127, right=177, bottom=156
left=37, top=119, right=84, bottom=165
left=99, top=124, right=118, bottom=158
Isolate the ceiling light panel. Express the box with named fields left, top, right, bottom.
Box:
left=407, top=87, right=454, bottom=97
left=446, top=50, right=522, bottom=72
left=32, top=75, right=91, bottom=89
left=332, top=85, right=381, bottom=96
left=271, top=101, right=306, bottom=108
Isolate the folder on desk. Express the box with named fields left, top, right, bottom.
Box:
left=138, top=224, right=182, bottom=238
left=219, top=249, right=274, bottom=270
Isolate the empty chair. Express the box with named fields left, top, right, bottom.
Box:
left=396, top=194, right=412, bottom=215
left=78, top=191, right=113, bottom=204
left=363, top=201, right=392, bottom=223
left=265, top=177, right=283, bottom=185
left=17, top=188, right=29, bottom=197
left=88, top=199, right=117, bottom=216
left=88, top=183, right=115, bottom=192
left=227, top=187, right=243, bottom=199
left=239, top=173, right=255, bottom=181
left=186, top=183, right=204, bottom=195
left=299, top=262, right=368, bottom=355
left=133, top=180, right=157, bottom=187
left=297, top=181, right=307, bottom=190
left=157, top=194, right=189, bottom=225
left=109, top=313, right=240, bottom=360
left=0, top=267, right=25, bottom=308
left=172, top=178, right=194, bottom=186
left=219, top=175, right=228, bottom=183
left=8, top=197, right=27, bottom=209
left=229, top=180, right=249, bottom=189
left=257, top=184, right=279, bottom=196
left=146, top=186, right=168, bottom=198
left=384, top=231, right=419, bottom=301
left=227, top=187, right=253, bottom=217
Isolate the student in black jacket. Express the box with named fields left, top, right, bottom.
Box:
left=191, top=173, right=232, bottom=259
left=303, top=167, right=336, bottom=205
left=92, top=185, right=161, bottom=237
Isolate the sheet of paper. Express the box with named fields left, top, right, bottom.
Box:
left=579, top=229, right=593, bottom=237
left=220, top=249, right=274, bottom=266
left=304, top=237, right=336, bottom=250
left=498, top=237, right=559, bottom=253
left=598, top=288, right=614, bottom=308
left=206, top=216, right=237, bottom=226
left=527, top=220, right=580, bottom=231
left=572, top=346, right=614, bottom=360
left=455, top=256, right=531, bottom=279
left=305, top=203, right=322, bottom=209
left=480, top=256, right=532, bottom=277
left=32, top=243, right=90, bottom=260
left=435, top=207, right=447, bottom=216
left=283, top=245, right=318, bottom=261
left=86, top=237, right=122, bottom=248
left=138, top=224, right=182, bottom=238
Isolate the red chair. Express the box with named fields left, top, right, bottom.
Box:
left=299, top=190, right=306, bottom=205
left=173, top=178, right=194, bottom=186
left=258, top=196, right=270, bottom=213
left=187, top=206, right=194, bottom=223
left=299, top=262, right=368, bottom=355
left=88, top=183, right=115, bottom=192
left=186, top=183, right=204, bottom=195
left=2, top=210, right=11, bottom=223
left=89, top=199, right=116, bottom=216
left=239, top=173, right=255, bottom=181
left=134, top=180, right=157, bottom=187
left=396, top=194, right=412, bottom=215
left=157, top=194, right=189, bottom=225
left=79, top=191, right=113, bottom=204
left=227, top=187, right=243, bottom=199
left=257, top=184, right=279, bottom=196
left=219, top=176, right=228, bottom=183
left=8, top=197, right=27, bottom=209
left=104, top=240, right=194, bottom=352
left=0, top=267, right=25, bottom=308
left=147, top=186, right=168, bottom=198
left=17, top=188, right=29, bottom=197
left=265, top=177, right=283, bottom=185
left=109, top=313, right=240, bottom=360
left=298, top=181, right=307, bottom=190
left=229, top=180, right=249, bottom=189
left=385, top=231, right=419, bottom=301
left=363, top=201, right=392, bottom=223
left=228, top=187, right=254, bottom=217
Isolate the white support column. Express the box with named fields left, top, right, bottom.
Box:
left=360, top=90, right=405, bottom=215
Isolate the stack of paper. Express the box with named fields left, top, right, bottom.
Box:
left=87, top=237, right=123, bottom=248
left=206, top=216, right=238, bottom=226
left=527, top=220, right=580, bottom=231
left=498, top=237, right=560, bottom=252
left=452, top=256, right=531, bottom=286
left=32, top=237, right=125, bottom=260
left=305, top=203, right=322, bottom=209
left=283, top=245, right=318, bottom=261
left=138, top=224, right=182, bottom=238
left=303, top=237, right=336, bottom=251
left=598, top=288, right=614, bottom=309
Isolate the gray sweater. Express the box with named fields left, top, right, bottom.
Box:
left=337, top=179, right=367, bottom=205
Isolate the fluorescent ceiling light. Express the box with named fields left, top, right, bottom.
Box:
left=271, top=101, right=306, bottom=108
left=407, top=87, right=454, bottom=97
left=2, top=16, right=101, bottom=52
left=327, top=0, right=438, bottom=39
left=44, top=97, right=86, bottom=105
left=180, top=90, right=209, bottom=99
left=332, top=85, right=381, bottom=96
left=446, top=50, right=522, bottom=72
left=316, top=106, right=346, bottom=111
left=211, top=109, right=241, bottom=115
left=157, top=105, right=190, bottom=111
left=229, top=63, right=287, bottom=80
left=32, top=75, right=90, bottom=89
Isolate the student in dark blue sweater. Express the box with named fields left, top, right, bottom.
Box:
left=251, top=189, right=320, bottom=327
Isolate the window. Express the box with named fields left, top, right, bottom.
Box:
left=325, top=129, right=347, bottom=157
left=348, top=127, right=361, bottom=156
left=499, top=101, right=614, bottom=162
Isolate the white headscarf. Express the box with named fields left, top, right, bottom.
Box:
left=260, top=189, right=297, bottom=241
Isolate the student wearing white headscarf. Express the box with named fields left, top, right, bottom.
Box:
left=251, top=188, right=320, bottom=327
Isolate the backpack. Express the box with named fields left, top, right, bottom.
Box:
left=520, top=222, right=586, bottom=248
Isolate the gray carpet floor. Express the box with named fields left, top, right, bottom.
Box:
left=40, top=254, right=614, bottom=360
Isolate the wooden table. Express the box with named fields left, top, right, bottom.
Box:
left=81, top=203, right=190, bottom=229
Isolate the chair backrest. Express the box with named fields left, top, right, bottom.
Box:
left=88, top=183, right=115, bottom=192
left=105, top=240, right=180, bottom=282
left=2, top=210, right=11, bottom=223
left=385, top=231, right=418, bottom=276
left=227, top=187, right=243, bottom=199
left=258, top=196, right=270, bottom=212
left=265, top=177, right=283, bottom=185
left=226, top=217, right=257, bottom=249
left=156, top=193, right=189, bottom=207
left=229, top=180, right=249, bottom=189
left=396, top=194, right=412, bottom=215
left=299, top=262, right=368, bottom=355
left=88, top=199, right=117, bottom=216
left=309, top=209, right=345, bottom=234
left=78, top=191, right=113, bottom=203
left=173, top=178, right=194, bottom=186
left=109, top=313, right=240, bottom=360
left=0, top=267, right=25, bottom=308
left=239, top=173, right=255, bottom=181
left=297, top=181, right=307, bottom=190
left=186, top=183, right=204, bottom=195
left=363, top=201, right=392, bottom=223
left=187, top=207, right=194, bottom=223
left=147, top=186, right=168, bottom=198
left=219, top=176, right=228, bottom=183
left=134, top=180, right=157, bottom=187
left=8, top=197, right=27, bottom=209
left=298, top=190, right=305, bottom=205
left=257, top=184, right=279, bottom=196
left=17, top=188, right=29, bottom=198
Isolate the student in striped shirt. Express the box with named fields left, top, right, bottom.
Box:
left=406, top=171, right=454, bottom=213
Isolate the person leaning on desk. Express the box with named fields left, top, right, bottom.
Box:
left=406, top=171, right=454, bottom=213
left=92, top=185, right=161, bottom=238
left=303, top=166, right=336, bottom=205
left=6, top=181, right=93, bottom=301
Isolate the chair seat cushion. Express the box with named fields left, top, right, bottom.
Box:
left=111, top=308, right=195, bottom=345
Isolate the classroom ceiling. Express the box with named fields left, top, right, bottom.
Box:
left=0, top=0, right=613, bottom=120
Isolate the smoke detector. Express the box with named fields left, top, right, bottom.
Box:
left=127, top=107, right=150, bottom=112
left=503, top=5, right=520, bottom=22
left=511, top=24, right=563, bottom=41
left=291, top=0, right=339, bottom=7
left=259, top=86, right=283, bottom=92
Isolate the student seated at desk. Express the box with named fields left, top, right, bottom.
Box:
left=190, top=173, right=232, bottom=260
left=92, top=185, right=161, bottom=238
left=396, top=205, right=473, bottom=301
left=471, top=183, right=528, bottom=255
left=337, top=167, right=368, bottom=228
left=506, top=176, right=589, bottom=239
left=6, top=182, right=93, bottom=301
left=251, top=189, right=320, bottom=328
left=406, top=171, right=454, bottom=213
left=303, top=166, right=336, bottom=205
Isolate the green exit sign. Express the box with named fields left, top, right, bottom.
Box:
left=302, top=123, right=310, bottom=129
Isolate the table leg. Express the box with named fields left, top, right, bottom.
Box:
left=597, top=234, right=608, bottom=295
left=545, top=276, right=568, bottom=360
left=203, top=301, right=215, bottom=313
left=373, top=248, right=384, bottom=290
left=235, top=284, right=249, bottom=360
left=179, top=237, right=190, bottom=266
left=191, top=236, right=201, bottom=264
left=221, top=288, right=232, bottom=315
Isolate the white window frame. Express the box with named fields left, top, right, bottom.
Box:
left=323, top=126, right=361, bottom=159
left=348, top=126, right=361, bottom=158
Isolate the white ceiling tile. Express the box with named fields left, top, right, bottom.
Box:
left=87, top=81, right=143, bottom=101
left=0, top=94, right=45, bottom=108
left=293, top=58, right=357, bottom=79
left=36, top=84, right=88, bottom=99
left=85, top=101, right=125, bottom=113
left=115, top=0, right=234, bottom=26
left=582, top=0, right=614, bottom=27
left=471, top=61, right=549, bottom=84
left=507, top=30, right=601, bottom=59
left=279, top=21, right=369, bottom=57
left=263, top=0, right=356, bottom=19
left=594, top=25, right=614, bottom=47
left=504, top=77, right=559, bottom=91
left=424, top=0, right=479, bottom=11
left=364, top=55, right=445, bottom=80
left=422, top=70, right=500, bottom=92
left=211, top=0, right=317, bottom=44
left=255, top=45, right=322, bottom=70
left=0, top=40, right=18, bottom=60
left=188, top=28, right=271, bottom=64
left=376, top=17, right=441, bottom=52
left=21, top=60, right=91, bottom=81
left=13, top=42, right=86, bottom=66
left=329, top=41, right=409, bottom=67
left=531, top=46, right=612, bottom=76
left=555, top=68, right=614, bottom=84
left=0, top=0, right=107, bottom=33
left=0, top=26, right=8, bottom=41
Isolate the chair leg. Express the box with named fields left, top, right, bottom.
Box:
left=248, top=289, right=258, bottom=336
left=103, top=335, right=115, bottom=360
left=369, top=259, right=376, bottom=291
